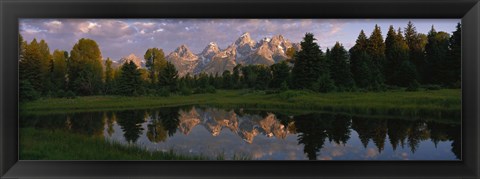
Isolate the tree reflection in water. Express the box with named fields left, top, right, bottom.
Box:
left=146, top=107, right=181, bottom=143
left=20, top=106, right=461, bottom=160
left=115, top=110, right=145, bottom=143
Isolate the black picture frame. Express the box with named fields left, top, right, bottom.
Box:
left=1, top=0, right=479, bottom=178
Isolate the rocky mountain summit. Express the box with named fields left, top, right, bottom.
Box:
left=116, top=53, right=145, bottom=68
left=114, top=32, right=300, bottom=76
left=166, top=32, right=300, bottom=76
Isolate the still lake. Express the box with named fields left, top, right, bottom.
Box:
left=20, top=106, right=460, bottom=160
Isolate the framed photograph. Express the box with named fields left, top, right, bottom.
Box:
left=1, top=0, right=479, bottom=178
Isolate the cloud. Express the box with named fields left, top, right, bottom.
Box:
left=19, top=18, right=459, bottom=61
left=81, top=20, right=135, bottom=39
left=328, top=24, right=343, bottom=35
left=133, top=22, right=155, bottom=28
left=153, top=28, right=164, bottom=33
left=43, top=20, right=63, bottom=33
left=23, top=28, right=45, bottom=34
left=78, top=21, right=100, bottom=33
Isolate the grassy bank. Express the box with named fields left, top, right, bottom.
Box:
left=20, top=128, right=230, bottom=160
left=21, top=89, right=461, bottom=120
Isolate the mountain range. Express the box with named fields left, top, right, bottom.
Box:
left=113, top=32, right=300, bottom=76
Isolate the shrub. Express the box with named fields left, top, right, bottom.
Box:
left=451, top=80, right=461, bottom=89
left=157, top=88, right=170, bottom=97
left=265, top=90, right=280, bottom=95
left=424, top=84, right=441, bottom=91
left=65, top=91, right=76, bottom=99
left=280, top=81, right=289, bottom=91
left=57, top=90, right=66, bottom=98
left=370, top=81, right=387, bottom=92
left=206, top=85, right=216, bottom=94
left=385, top=85, right=402, bottom=91
left=180, top=87, right=192, bottom=96
left=193, top=85, right=216, bottom=94
left=19, top=80, right=40, bottom=102
left=146, top=89, right=157, bottom=96
left=406, top=80, right=420, bottom=91
left=193, top=87, right=206, bottom=94
left=311, top=73, right=336, bottom=93
left=132, top=90, right=140, bottom=97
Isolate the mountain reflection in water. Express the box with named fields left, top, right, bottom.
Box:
left=20, top=106, right=461, bottom=160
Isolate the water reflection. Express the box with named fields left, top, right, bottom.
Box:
left=20, top=106, right=461, bottom=160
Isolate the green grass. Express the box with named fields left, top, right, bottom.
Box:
left=20, top=128, right=252, bottom=160
left=21, top=89, right=461, bottom=121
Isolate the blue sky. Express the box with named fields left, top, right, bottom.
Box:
left=20, top=19, right=460, bottom=61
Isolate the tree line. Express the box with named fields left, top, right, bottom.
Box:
left=291, top=22, right=461, bottom=92
left=19, top=21, right=461, bottom=101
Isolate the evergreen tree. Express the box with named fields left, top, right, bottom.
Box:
left=325, top=48, right=332, bottom=69
left=69, top=38, right=104, bottom=95
left=196, top=72, right=209, bottom=88
left=222, top=70, right=233, bottom=89
left=404, top=21, right=417, bottom=50
left=425, top=26, right=450, bottom=85
left=329, top=42, right=354, bottom=90
left=117, top=61, right=142, bottom=96
left=182, top=73, right=194, bottom=89
left=213, top=73, right=223, bottom=89
left=19, top=80, right=40, bottom=102
left=18, top=34, right=40, bottom=102
left=20, top=39, right=46, bottom=94
left=447, top=23, right=461, bottom=87
left=270, top=61, right=291, bottom=89
left=349, top=30, right=377, bottom=89
left=255, top=65, right=272, bottom=90
left=366, top=25, right=386, bottom=85
left=385, top=26, right=411, bottom=86
left=208, top=73, right=215, bottom=87
left=241, top=65, right=258, bottom=88
left=158, top=61, right=178, bottom=91
left=232, top=64, right=242, bottom=88
left=292, top=33, right=326, bottom=89
left=396, top=60, right=418, bottom=87
left=356, top=56, right=376, bottom=89
left=405, top=21, right=428, bottom=83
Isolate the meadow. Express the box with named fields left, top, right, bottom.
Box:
left=22, top=89, right=461, bottom=122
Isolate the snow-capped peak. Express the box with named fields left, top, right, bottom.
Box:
left=169, top=44, right=198, bottom=62
left=201, top=42, right=220, bottom=56
left=235, top=32, right=255, bottom=46
left=208, top=42, right=217, bottom=46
